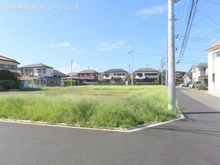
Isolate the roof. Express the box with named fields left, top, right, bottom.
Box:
left=192, top=63, right=208, bottom=68
left=183, top=72, right=192, bottom=79
left=175, top=71, right=186, bottom=73
left=19, top=63, right=53, bottom=69
left=0, top=55, right=20, bottom=64
left=52, top=70, right=66, bottom=77
left=104, top=69, right=128, bottom=73
left=206, top=41, right=220, bottom=52
left=78, top=69, right=98, bottom=74
left=134, top=68, right=158, bottom=72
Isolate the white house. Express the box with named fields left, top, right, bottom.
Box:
left=183, top=71, right=192, bottom=85
left=191, top=63, right=208, bottom=82
left=134, top=68, right=158, bottom=82
left=206, top=41, right=220, bottom=97
left=18, top=63, right=61, bottom=88
left=103, top=69, right=128, bottom=84
left=0, top=55, right=20, bottom=77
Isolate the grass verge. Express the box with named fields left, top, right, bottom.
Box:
left=0, top=86, right=178, bottom=129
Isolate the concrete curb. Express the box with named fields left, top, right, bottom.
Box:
left=0, top=111, right=185, bottom=133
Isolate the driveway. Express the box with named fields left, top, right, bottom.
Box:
left=0, top=88, right=220, bottom=165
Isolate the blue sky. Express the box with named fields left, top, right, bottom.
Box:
left=0, top=0, right=220, bottom=73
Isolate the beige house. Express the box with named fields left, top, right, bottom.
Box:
left=18, top=63, right=62, bottom=88
left=206, top=41, right=220, bottom=97
left=0, top=55, right=20, bottom=77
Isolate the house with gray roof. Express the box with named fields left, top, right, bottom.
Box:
left=52, top=69, right=66, bottom=78
left=134, top=68, right=158, bottom=82
left=189, top=63, right=208, bottom=82
left=0, top=55, right=20, bottom=77
left=103, top=69, right=128, bottom=84
left=18, top=63, right=62, bottom=88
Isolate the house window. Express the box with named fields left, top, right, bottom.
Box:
left=212, top=73, right=215, bottom=82
left=90, top=74, right=93, bottom=76
left=117, top=73, right=121, bottom=76
left=43, top=69, right=46, bottom=73
left=214, top=51, right=220, bottom=58
left=201, top=68, right=206, bottom=71
left=122, top=73, right=125, bottom=76
left=114, top=74, right=116, bottom=76
left=4, top=64, right=13, bottom=69
left=137, top=73, right=143, bottom=77
left=105, top=74, right=109, bottom=77
left=193, top=68, right=196, bottom=73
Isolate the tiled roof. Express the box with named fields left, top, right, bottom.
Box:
left=78, top=70, right=98, bottom=74
left=19, top=63, right=53, bottom=69
left=104, top=69, right=128, bottom=73
left=206, top=41, right=220, bottom=51
left=134, top=68, right=158, bottom=72
left=52, top=70, right=66, bottom=77
left=0, top=55, right=20, bottom=64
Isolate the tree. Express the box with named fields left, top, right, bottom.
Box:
left=0, top=70, right=20, bottom=90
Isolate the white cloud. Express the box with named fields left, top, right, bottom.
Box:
left=97, top=40, right=125, bottom=51
left=48, top=44, right=58, bottom=48
left=136, top=5, right=167, bottom=18
left=48, top=42, right=71, bottom=48
left=59, top=42, right=71, bottom=47
left=65, top=47, right=87, bottom=54
left=57, top=62, right=81, bottom=74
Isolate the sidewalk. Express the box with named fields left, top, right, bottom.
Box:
left=177, top=88, right=220, bottom=111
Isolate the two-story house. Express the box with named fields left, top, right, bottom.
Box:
left=77, top=69, right=99, bottom=85
left=19, top=63, right=61, bottom=88
left=103, top=69, right=128, bottom=84
left=190, top=63, right=208, bottom=84
left=0, top=55, right=20, bottom=77
left=134, top=68, right=158, bottom=82
left=206, top=40, right=220, bottom=97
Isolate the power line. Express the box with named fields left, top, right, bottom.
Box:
left=185, top=47, right=205, bottom=51
left=178, top=35, right=209, bottom=41
left=177, top=0, right=199, bottom=63
left=198, top=10, right=220, bottom=26
left=176, top=0, right=192, bottom=46
left=203, top=0, right=220, bottom=5
left=133, top=51, right=164, bottom=56
left=192, top=24, right=220, bottom=33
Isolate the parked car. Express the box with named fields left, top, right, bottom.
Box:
left=179, top=83, right=184, bottom=87
left=184, top=82, right=190, bottom=87
left=189, top=81, right=201, bottom=89
left=189, top=83, right=194, bottom=88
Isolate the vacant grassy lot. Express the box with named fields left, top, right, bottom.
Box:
left=0, top=86, right=178, bottom=129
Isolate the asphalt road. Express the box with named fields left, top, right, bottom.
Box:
left=0, top=88, right=220, bottom=165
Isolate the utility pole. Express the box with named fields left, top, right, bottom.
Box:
left=71, top=60, right=73, bottom=86
left=128, top=42, right=134, bottom=86
left=168, top=0, right=179, bottom=110
left=166, top=37, right=168, bottom=87
left=161, top=58, right=165, bottom=85
left=129, top=64, right=130, bottom=74
left=131, top=42, right=134, bottom=86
